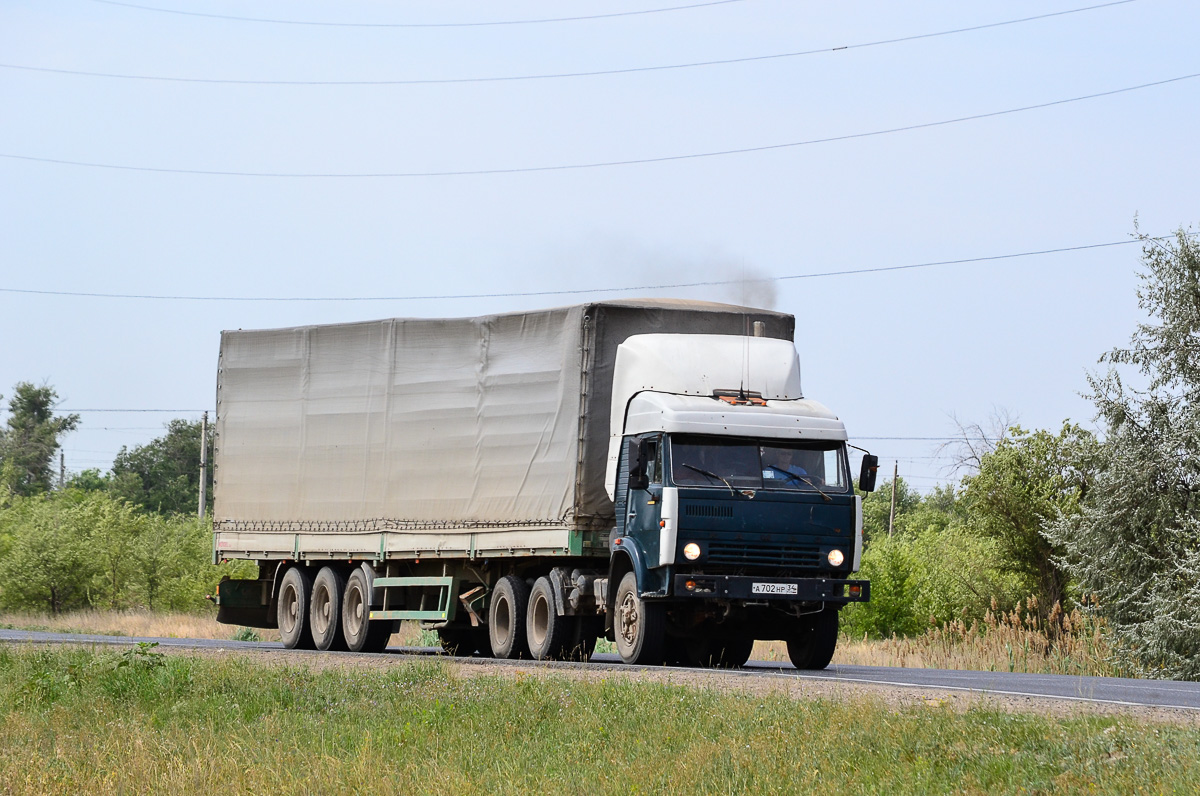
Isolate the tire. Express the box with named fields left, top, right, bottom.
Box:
left=438, top=626, right=492, bottom=657
left=664, top=641, right=692, bottom=667
left=526, top=577, right=569, bottom=661
left=310, top=567, right=349, bottom=651
left=488, top=575, right=531, bottom=660
left=563, top=619, right=599, bottom=662
left=711, top=636, right=754, bottom=668
left=342, top=567, right=392, bottom=653
left=613, top=571, right=666, bottom=666
left=689, top=636, right=754, bottom=668
left=786, top=607, right=839, bottom=670
left=277, top=566, right=316, bottom=650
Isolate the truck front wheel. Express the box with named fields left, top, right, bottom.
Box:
left=488, top=575, right=531, bottom=659
left=614, top=571, right=665, bottom=666
left=278, top=566, right=316, bottom=650
left=342, top=568, right=392, bottom=653
left=786, top=607, right=839, bottom=670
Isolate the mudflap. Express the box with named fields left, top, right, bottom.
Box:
left=215, top=578, right=276, bottom=628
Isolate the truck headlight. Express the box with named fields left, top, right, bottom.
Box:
left=827, top=549, right=845, bottom=567
left=683, top=543, right=701, bottom=561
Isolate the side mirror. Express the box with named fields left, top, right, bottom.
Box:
left=858, top=454, right=879, bottom=493
left=628, top=438, right=650, bottom=491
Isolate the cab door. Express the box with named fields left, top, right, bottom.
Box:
left=625, top=434, right=665, bottom=566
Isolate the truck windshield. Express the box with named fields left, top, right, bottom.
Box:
left=670, top=436, right=849, bottom=493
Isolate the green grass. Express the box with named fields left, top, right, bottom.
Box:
left=0, top=646, right=1197, bottom=794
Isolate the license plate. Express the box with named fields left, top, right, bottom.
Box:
left=751, top=582, right=797, bottom=595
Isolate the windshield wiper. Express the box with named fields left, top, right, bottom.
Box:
left=765, top=464, right=832, bottom=502
left=681, top=463, right=738, bottom=497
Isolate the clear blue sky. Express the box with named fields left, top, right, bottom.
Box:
left=2, top=0, right=1196, bottom=491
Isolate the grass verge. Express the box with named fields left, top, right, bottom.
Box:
left=1, top=646, right=1197, bottom=794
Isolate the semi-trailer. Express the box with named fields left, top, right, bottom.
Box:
left=212, top=299, right=877, bottom=668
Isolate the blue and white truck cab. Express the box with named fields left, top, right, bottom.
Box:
left=603, top=332, right=876, bottom=667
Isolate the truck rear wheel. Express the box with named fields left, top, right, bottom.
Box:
left=278, top=566, right=316, bottom=650
left=614, top=571, right=665, bottom=666
left=689, top=636, right=754, bottom=668
left=526, top=576, right=568, bottom=660
left=786, top=607, right=839, bottom=670
left=342, top=568, right=392, bottom=653
left=488, top=575, right=531, bottom=659
left=310, top=567, right=349, bottom=651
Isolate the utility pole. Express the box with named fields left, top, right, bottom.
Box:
left=59, top=452, right=65, bottom=490
left=198, top=411, right=208, bottom=519
left=887, top=460, right=898, bottom=537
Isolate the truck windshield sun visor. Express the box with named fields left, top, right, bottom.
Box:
left=669, top=435, right=850, bottom=493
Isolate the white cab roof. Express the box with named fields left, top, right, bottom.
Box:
left=604, top=334, right=846, bottom=500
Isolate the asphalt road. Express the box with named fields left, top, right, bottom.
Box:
left=4, top=628, right=1199, bottom=712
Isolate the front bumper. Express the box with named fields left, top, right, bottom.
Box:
left=672, top=574, right=870, bottom=603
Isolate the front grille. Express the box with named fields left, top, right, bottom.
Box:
left=707, top=540, right=822, bottom=568
left=685, top=503, right=734, bottom=518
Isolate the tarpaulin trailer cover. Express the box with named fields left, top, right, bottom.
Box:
left=213, top=300, right=794, bottom=561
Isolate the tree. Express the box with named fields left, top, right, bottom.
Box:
left=1047, top=226, right=1200, bottom=679
left=937, top=407, right=1018, bottom=476
left=859, top=475, right=921, bottom=541
left=110, top=419, right=212, bottom=516
left=0, top=383, right=80, bottom=497
left=0, top=494, right=96, bottom=613
left=842, top=534, right=924, bottom=638
left=963, top=422, right=1099, bottom=618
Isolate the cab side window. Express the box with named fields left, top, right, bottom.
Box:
left=645, top=437, right=662, bottom=484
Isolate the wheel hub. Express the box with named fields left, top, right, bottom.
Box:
left=619, top=594, right=639, bottom=644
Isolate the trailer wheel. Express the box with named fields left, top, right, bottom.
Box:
left=786, top=607, right=839, bottom=670
left=613, top=571, right=665, bottom=666
left=310, top=567, right=349, bottom=651
left=526, top=577, right=568, bottom=660
left=488, top=575, right=531, bottom=659
left=342, top=568, right=391, bottom=653
left=277, top=566, right=316, bottom=650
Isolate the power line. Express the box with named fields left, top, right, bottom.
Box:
left=0, top=236, right=1171, bottom=303
left=76, top=427, right=187, bottom=431
left=89, top=0, right=745, bottom=27
left=0, top=408, right=207, bottom=413
left=4, top=70, right=1194, bottom=178
left=64, top=408, right=208, bottom=412
left=855, top=436, right=978, bottom=442
left=3, top=1, right=1137, bottom=87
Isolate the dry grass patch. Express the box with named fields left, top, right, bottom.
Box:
left=760, top=602, right=1122, bottom=678
left=0, top=610, right=281, bottom=643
